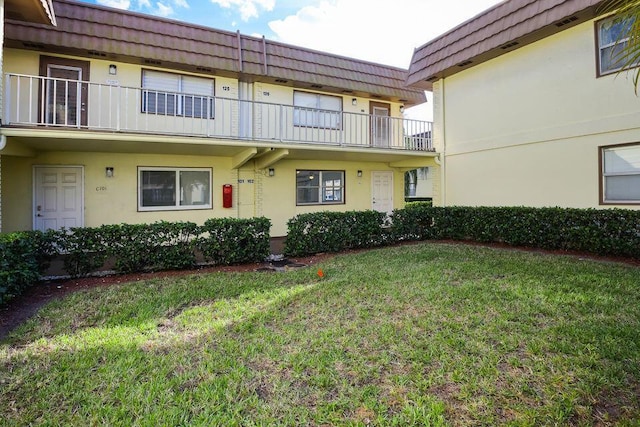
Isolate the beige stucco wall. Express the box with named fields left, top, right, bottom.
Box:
left=2, top=152, right=237, bottom=232
left=260, top=160, right=406, bottom=236
left=433, top=18, right=640, bottom=209
left=1, top=152, right=407, bottom=237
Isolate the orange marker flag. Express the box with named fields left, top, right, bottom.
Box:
left=317, top=269, right=324, bottom=278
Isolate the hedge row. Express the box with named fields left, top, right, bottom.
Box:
left=285, top=205, right=640, bottom=259
left=0, top=217, right=271, bottom=306
left=0, top=231, right=52, bottom=305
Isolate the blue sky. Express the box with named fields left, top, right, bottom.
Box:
left=75, top=0, right=503, bottom=69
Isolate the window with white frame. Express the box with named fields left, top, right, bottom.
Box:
left=138, top=167, right=212, bottom=211
left=293, top=91, right=342, bottom=129
left=601, top=144, right=640, bottom=203
left=597, top=15, right=637, bottom=75
left=142, top=70, right=214, bottom=118
left=296, top=170, right=345, bottom=205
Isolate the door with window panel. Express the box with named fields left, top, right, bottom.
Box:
left=39, top=56, right=90, bottom=127
left=370, top=102, right=390, bottom=147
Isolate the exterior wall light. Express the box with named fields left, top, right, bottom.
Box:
left=109, top=64, right=117, bottom=75
left=399, top=105, right=405, bottom=113
left=357, top=170, right=363, bottom=177
left=268, top=168, right=275, bottom=177
left=105, top=167, right=114, bottom=178
left=352, top=98, right=357, bottom=106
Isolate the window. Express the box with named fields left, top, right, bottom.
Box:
left=597, top=15, right=637, bottom=75
left=601, top=144, right=640, bottom=204
left=293, top=91, right=342, bottom=129
left=142, top=70, right=214, bottom=118
left=296, top=170, right=345, bottom=205
left=138, top=167, right=212, bottom=211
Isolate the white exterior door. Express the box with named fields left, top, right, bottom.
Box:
left=372, top=105, right=390, bottom=147
left=372, top=171, right=393, bottom=215
left=34, top=166, right=84, bottom=231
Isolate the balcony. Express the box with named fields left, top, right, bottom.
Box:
left=4, top=73, right=433, bottom=152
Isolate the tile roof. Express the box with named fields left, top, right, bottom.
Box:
left=406, top=0, right=605, bottom=89
left=5, top=0, right=425, bottom=105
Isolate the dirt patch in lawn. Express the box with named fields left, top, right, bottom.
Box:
left=1, top=240, right=638, bottom=341
left=0, top=253, right=335, bottom=341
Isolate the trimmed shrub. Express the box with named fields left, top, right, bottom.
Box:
left=197, top=217, right=271, bottom=265
left=392, top=206, right=640, bottom=259
left=101, top=221, right=199, bottom=273
left=55, top=226, right=108, bottom=277
left=0, top=232, right=44, bottom=305
left=285, top=210, right=387, bottom=257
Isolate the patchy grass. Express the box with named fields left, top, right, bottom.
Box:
left=1, top=243, right=640, bottom=426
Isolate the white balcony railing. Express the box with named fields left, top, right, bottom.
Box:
left=4, top=73, right=433, bottom=151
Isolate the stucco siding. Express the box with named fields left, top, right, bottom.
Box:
left=437, top=18, right=640, bottom=209
left=1, top=152, right=408, bottom=237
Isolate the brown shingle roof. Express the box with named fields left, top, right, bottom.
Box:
left=406, top=0, right=605, bottom=90
left=5, top=0, right=425, bottom=105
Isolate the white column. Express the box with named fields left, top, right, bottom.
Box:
left=0, top=0, right=5, bottom=232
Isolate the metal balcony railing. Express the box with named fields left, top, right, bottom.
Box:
left=4, top=73, right=433, bottom=151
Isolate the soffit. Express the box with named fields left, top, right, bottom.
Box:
left=5, top=0, right=56, bottom=25
left=406, top=0, right=605, bottom=89
left=1, top=130, right=437, bottom=164
left=4, top=0, right=425, bottom=105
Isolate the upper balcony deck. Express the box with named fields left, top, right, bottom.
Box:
left=4, top=73, right=433, bottom=153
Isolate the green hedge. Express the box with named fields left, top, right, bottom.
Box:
left=197, top=217, right=271, bottom=265
left=0, top=231, right=55, bottom=306
left=0, top=217, right=272, bottom=302
left=413, top=206, right=640, bottom=259
left=285, top=210, right=388, bottom=257
left=286, top=205, right=640, bottom=260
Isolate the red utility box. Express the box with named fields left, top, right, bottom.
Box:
left=222, top=184, right=233, bottom=208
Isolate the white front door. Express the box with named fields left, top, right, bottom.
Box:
left=34, top=166, right=84, bottom=231
left=372, top=171, right=393, bottom=215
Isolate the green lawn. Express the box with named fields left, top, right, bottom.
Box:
left=1, top=243, right=640, bottom=426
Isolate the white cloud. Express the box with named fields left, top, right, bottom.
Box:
left=268, top=0, right=502, bottom=68
left=96, top=0, right=131, bottom=9
left=155, top=2, right=174, bottom=16
left=210, top=0, right=275, bottom=21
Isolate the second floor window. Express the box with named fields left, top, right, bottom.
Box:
left=293, top=91, right=342, bottom=129
left=597, top=15, right=637, bottom=76
left=142, top=70, right=214, bottom=119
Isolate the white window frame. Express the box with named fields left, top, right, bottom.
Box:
left=138, top=166, right=213, bottom=211
left=296, top=170, right=345, bottom=205
left=597, top=15, right=637, bottom=76
left=141, top=69, right=215, bottom=119
left=293, top=91, right=342, bottom=129
left=601, top=144, right=640, bottom=204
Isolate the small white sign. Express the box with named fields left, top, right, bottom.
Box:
left=106, top=79, right=119, bottom=85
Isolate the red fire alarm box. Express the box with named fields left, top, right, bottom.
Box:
left=222, top=184, right=233, bottom=208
